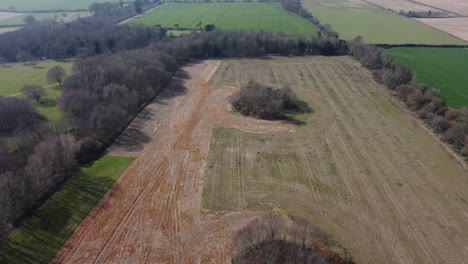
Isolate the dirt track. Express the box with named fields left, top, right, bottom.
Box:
left=54, top=61, right=292, bottom=263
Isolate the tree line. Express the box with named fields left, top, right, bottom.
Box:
left=348, top=36, right=468, bottom=155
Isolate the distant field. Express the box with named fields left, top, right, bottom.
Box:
left=130, top=3, right=317, bottom=34
left=0, top=0, right=120, bottom=11
left=0, top=156, right=135, bottom=264
left=303, top=0, right=467, bottom=44
left=416, top=0, right=468, bottom=16
left=0, top=60, right=73, bottom=121
left=0, top=11, right=89, bottom=26
left=384, top=48, right=468, bottom=108
left=0, top=26, right=20, bottom=33
left=202, top=57, right=468, bottom=264
left=416, top=17, right=468, bottom=42
left=365, top=0, right=455, bottom=15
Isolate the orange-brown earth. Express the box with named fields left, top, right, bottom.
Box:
left=54, top=60, right=294, bottom=263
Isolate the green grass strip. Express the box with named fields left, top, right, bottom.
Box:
left=0, top=156, right=135, bottom=264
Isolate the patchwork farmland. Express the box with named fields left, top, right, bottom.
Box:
left=384, top=48, right=468, bottom=108
left=130, top=3, right=317, bottom=34
left=0, top=0, right=120, bottom=11
left=203, top=57, right=468, bottom=263
left=1, top=0, right=468, bottom=263
left=303, top=0, right=467, bottom=44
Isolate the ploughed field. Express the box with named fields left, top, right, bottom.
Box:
left=130, top=3, right=317, bottom=34
left=302, top=0, right=467, bottom=45
left=384, top=48, right=468, bottom=108
left=203, top=57, right=468, bottom=263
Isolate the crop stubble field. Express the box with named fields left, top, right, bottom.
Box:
left=130, top=3, right=317, bottom=34
left=303, top=0, right=467, bottom=45
left=203, top=57, right=468, bottom=263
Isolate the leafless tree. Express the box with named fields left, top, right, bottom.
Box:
left=47, top=65, right=67, bottom=86
left=21, top=85, right=47, bottom=102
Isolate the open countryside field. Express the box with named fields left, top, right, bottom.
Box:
left=303, top=0, right=467, bottom=44
left=0, top=26, right=19, bottom=34
left=0, top=60, right=73, bottom=96
left=416, top=17, right=468, bottom=42
left=0, top=0, right=120, bottom=11
left=364, top=0, right=456, bottom=15
left=54, top=60, right=295, bottom=263
left=0, top=156, right=135, bottom=264
left=384, top=48, right=468, bottom=108
left=416, top=0, right=468, bottom=16
left=202, top=57, right=468, bottom=263
left=0, top=60, right=73, bottom=121
left=0, top=11, right=89, bottom=26
left=130, top=3, right=317, bottom=34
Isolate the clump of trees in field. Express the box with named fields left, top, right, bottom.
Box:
left=230, top=81, right=299, bottom=120
left=232, top=214, right=352, bottom=264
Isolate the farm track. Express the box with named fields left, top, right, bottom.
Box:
left=203, top=57, right=468, bottom=264
left=54, top=60, right=292, bottom=263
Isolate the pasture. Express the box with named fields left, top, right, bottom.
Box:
left=0, top=0, right=120, bottom=11
left=0, top=60, right=73, bottom=121
left=202, top=57, right=468, bottom=263
left=384, top=48, right=468, bottom=108
left=0, top=26, right=19, bottom=33
left=0, top=156, right=135, bottom=264
left=130, top=3, right=317, bottom=34
left=303, top=0, right=467, bottom=44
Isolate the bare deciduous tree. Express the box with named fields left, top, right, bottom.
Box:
left=21, top=85, right=47, bottom=102
left=47, top=65, right=67, bottom=86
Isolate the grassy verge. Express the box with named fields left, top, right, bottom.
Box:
left=0, top=156, right=135, bottom=264
left=384, top=47, right=468, bottom=108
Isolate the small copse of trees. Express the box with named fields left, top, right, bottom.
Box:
left=230, top=81, right=299, bottom=120
left=233, top=214, right=352, bottom=264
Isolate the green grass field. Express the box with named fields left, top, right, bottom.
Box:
left=0, top=11, right=89, bottom=26
left=384, top=48, right=468, bottom=108
left=130, top=3, right=317, bottom=34
left=0, top=26, right=20, bottom=34
left=0, top=60, right=73, bottom=121
left=0, top=156, right=135, bottom=264
left=0, top=0, right=120, bottom=11
left=303, top=0, right=467, bottom=45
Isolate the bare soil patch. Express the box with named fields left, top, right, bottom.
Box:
left=203, top=57, right=468, bottom=264
left=54, top=60, right=294, bottom=263
left=416, top=17, right=468, bottom=41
